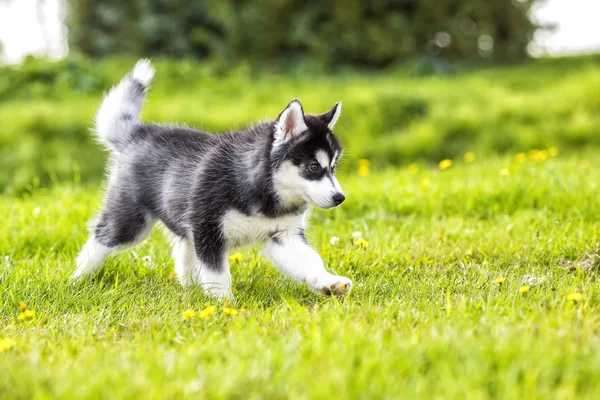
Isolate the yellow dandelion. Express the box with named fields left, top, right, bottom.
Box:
left=408, top=163, right=420, bottom=174
left=515, top=153, right=527, bottom=163
left=358, top=159, right=371, bottom=176
left=566, top=293, right=584, bottom=302
left=223, top=307, right=238, bottom=316
left=519, top=285, right=530, bottom=293
left=229, top=253, right=244, bottom=263
left=0, top=338, right=16, bottom=353
left=529, top=149, right=548, bottom=162
left=500, top=168, right=510, bottom=176
left=198, top=305, right=217, bottom=319
left=168, top=270, right=175, bottom=281
left=182, top=309, right=196, bottom=320
left=17, top=309, right=35, bottom=320
left=19, top=301, right=27, bottom=311
left=438, top=159, right=453, bottom=170
left=355, top=238, right=369, bottom=249
left=421, top=177, right=430, bottom=188
left=494, top=277, right=506, bottom=284
left=464, top=152, right=476, bottom=163
left=141, top=239, right=149, bottom=247
left=548, top=147, right=559, bottom=157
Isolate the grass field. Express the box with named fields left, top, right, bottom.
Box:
left=2, top=55, right=600, bottom=194
left=2, top=152, right=600, bottom=399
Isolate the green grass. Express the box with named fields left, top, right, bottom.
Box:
left=3, top=55, right=600, bottom=194
left=3, top=154, right=600, bottom=399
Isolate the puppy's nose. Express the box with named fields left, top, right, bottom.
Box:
left=332, top=193, right=345, bottom=205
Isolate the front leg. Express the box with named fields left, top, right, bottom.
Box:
left=264, top=230, right=352, bottom=296
left=193, top=224, right=233, bottom=301
left=200, top=258, right=232, bottom=301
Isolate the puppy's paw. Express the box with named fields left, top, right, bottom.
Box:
left=204, top=287, right=235, bottom=302
left=307, top=274, right=353, bottom=296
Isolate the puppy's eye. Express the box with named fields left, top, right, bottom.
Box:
left=308, top=163, right=320, bottom=172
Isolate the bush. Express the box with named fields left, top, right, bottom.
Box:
left=67, top=0, right=542, bottom=67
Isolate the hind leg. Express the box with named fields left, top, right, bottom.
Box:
left=74, top=205, right=153, bottom=279
left=73, top=237, right=114, bottom=279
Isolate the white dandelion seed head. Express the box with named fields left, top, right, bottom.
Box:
left=352, top=231, right=362, bottom=239
left=522, top=274, right=545, bottom=286
left=329, top=236, right=340, bottom=245
left=142, top=255, right=153, bottom=268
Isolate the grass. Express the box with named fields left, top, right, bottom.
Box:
left=3, top=54, right=600, bottom=193
left=2, top=153, right=600, bottom=399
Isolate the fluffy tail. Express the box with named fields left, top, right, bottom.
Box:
left=94, top=59, right=155, bottom=151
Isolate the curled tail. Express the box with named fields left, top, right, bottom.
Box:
left=94, top=59, right=155, bottom=152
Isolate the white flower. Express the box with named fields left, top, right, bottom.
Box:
left=142, top=255, right=153, bottom=268
left=33, top=206, right=41, bottom=217
left=329, top=236, right=340, bottom=245
left=522, top=274, right=545, bottom=286
left=352, top=231, right=362, bottom=239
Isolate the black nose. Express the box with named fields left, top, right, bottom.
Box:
left=332, top=193, right=345, bottom=205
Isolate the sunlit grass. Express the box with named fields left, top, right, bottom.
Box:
left=2, top=154, right=600, bottom=398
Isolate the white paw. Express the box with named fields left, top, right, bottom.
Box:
left=203, top=285, right=235, bottom=302
left=307, top=274, right=353, bottom=296
left=176, top=270, right=202, bottom=287
left=71, top=267, right=86, bottom=280
left=72, top=259, right=94, bottom=280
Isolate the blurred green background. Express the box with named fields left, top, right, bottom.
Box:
left=1, top=0, right=599, bottom=195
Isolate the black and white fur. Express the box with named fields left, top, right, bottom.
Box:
left=74, top=59, right=352, bottom=299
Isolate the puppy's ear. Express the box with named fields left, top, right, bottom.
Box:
left=317, top=102, right=342, bottom=130
left=275, top=99, right=308, bottom=143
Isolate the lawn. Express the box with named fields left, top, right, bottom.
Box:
left=2, top=55, right=600, bottom=194
left=2, top=153, right=600, bottom=399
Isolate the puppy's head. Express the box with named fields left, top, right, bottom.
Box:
left=271, top=99, right=345, bottom=209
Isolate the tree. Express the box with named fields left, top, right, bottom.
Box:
left=67, top=0, right=544, bottom=66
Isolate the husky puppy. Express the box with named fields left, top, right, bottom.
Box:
left=74, top=59, right=352, bottom=299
